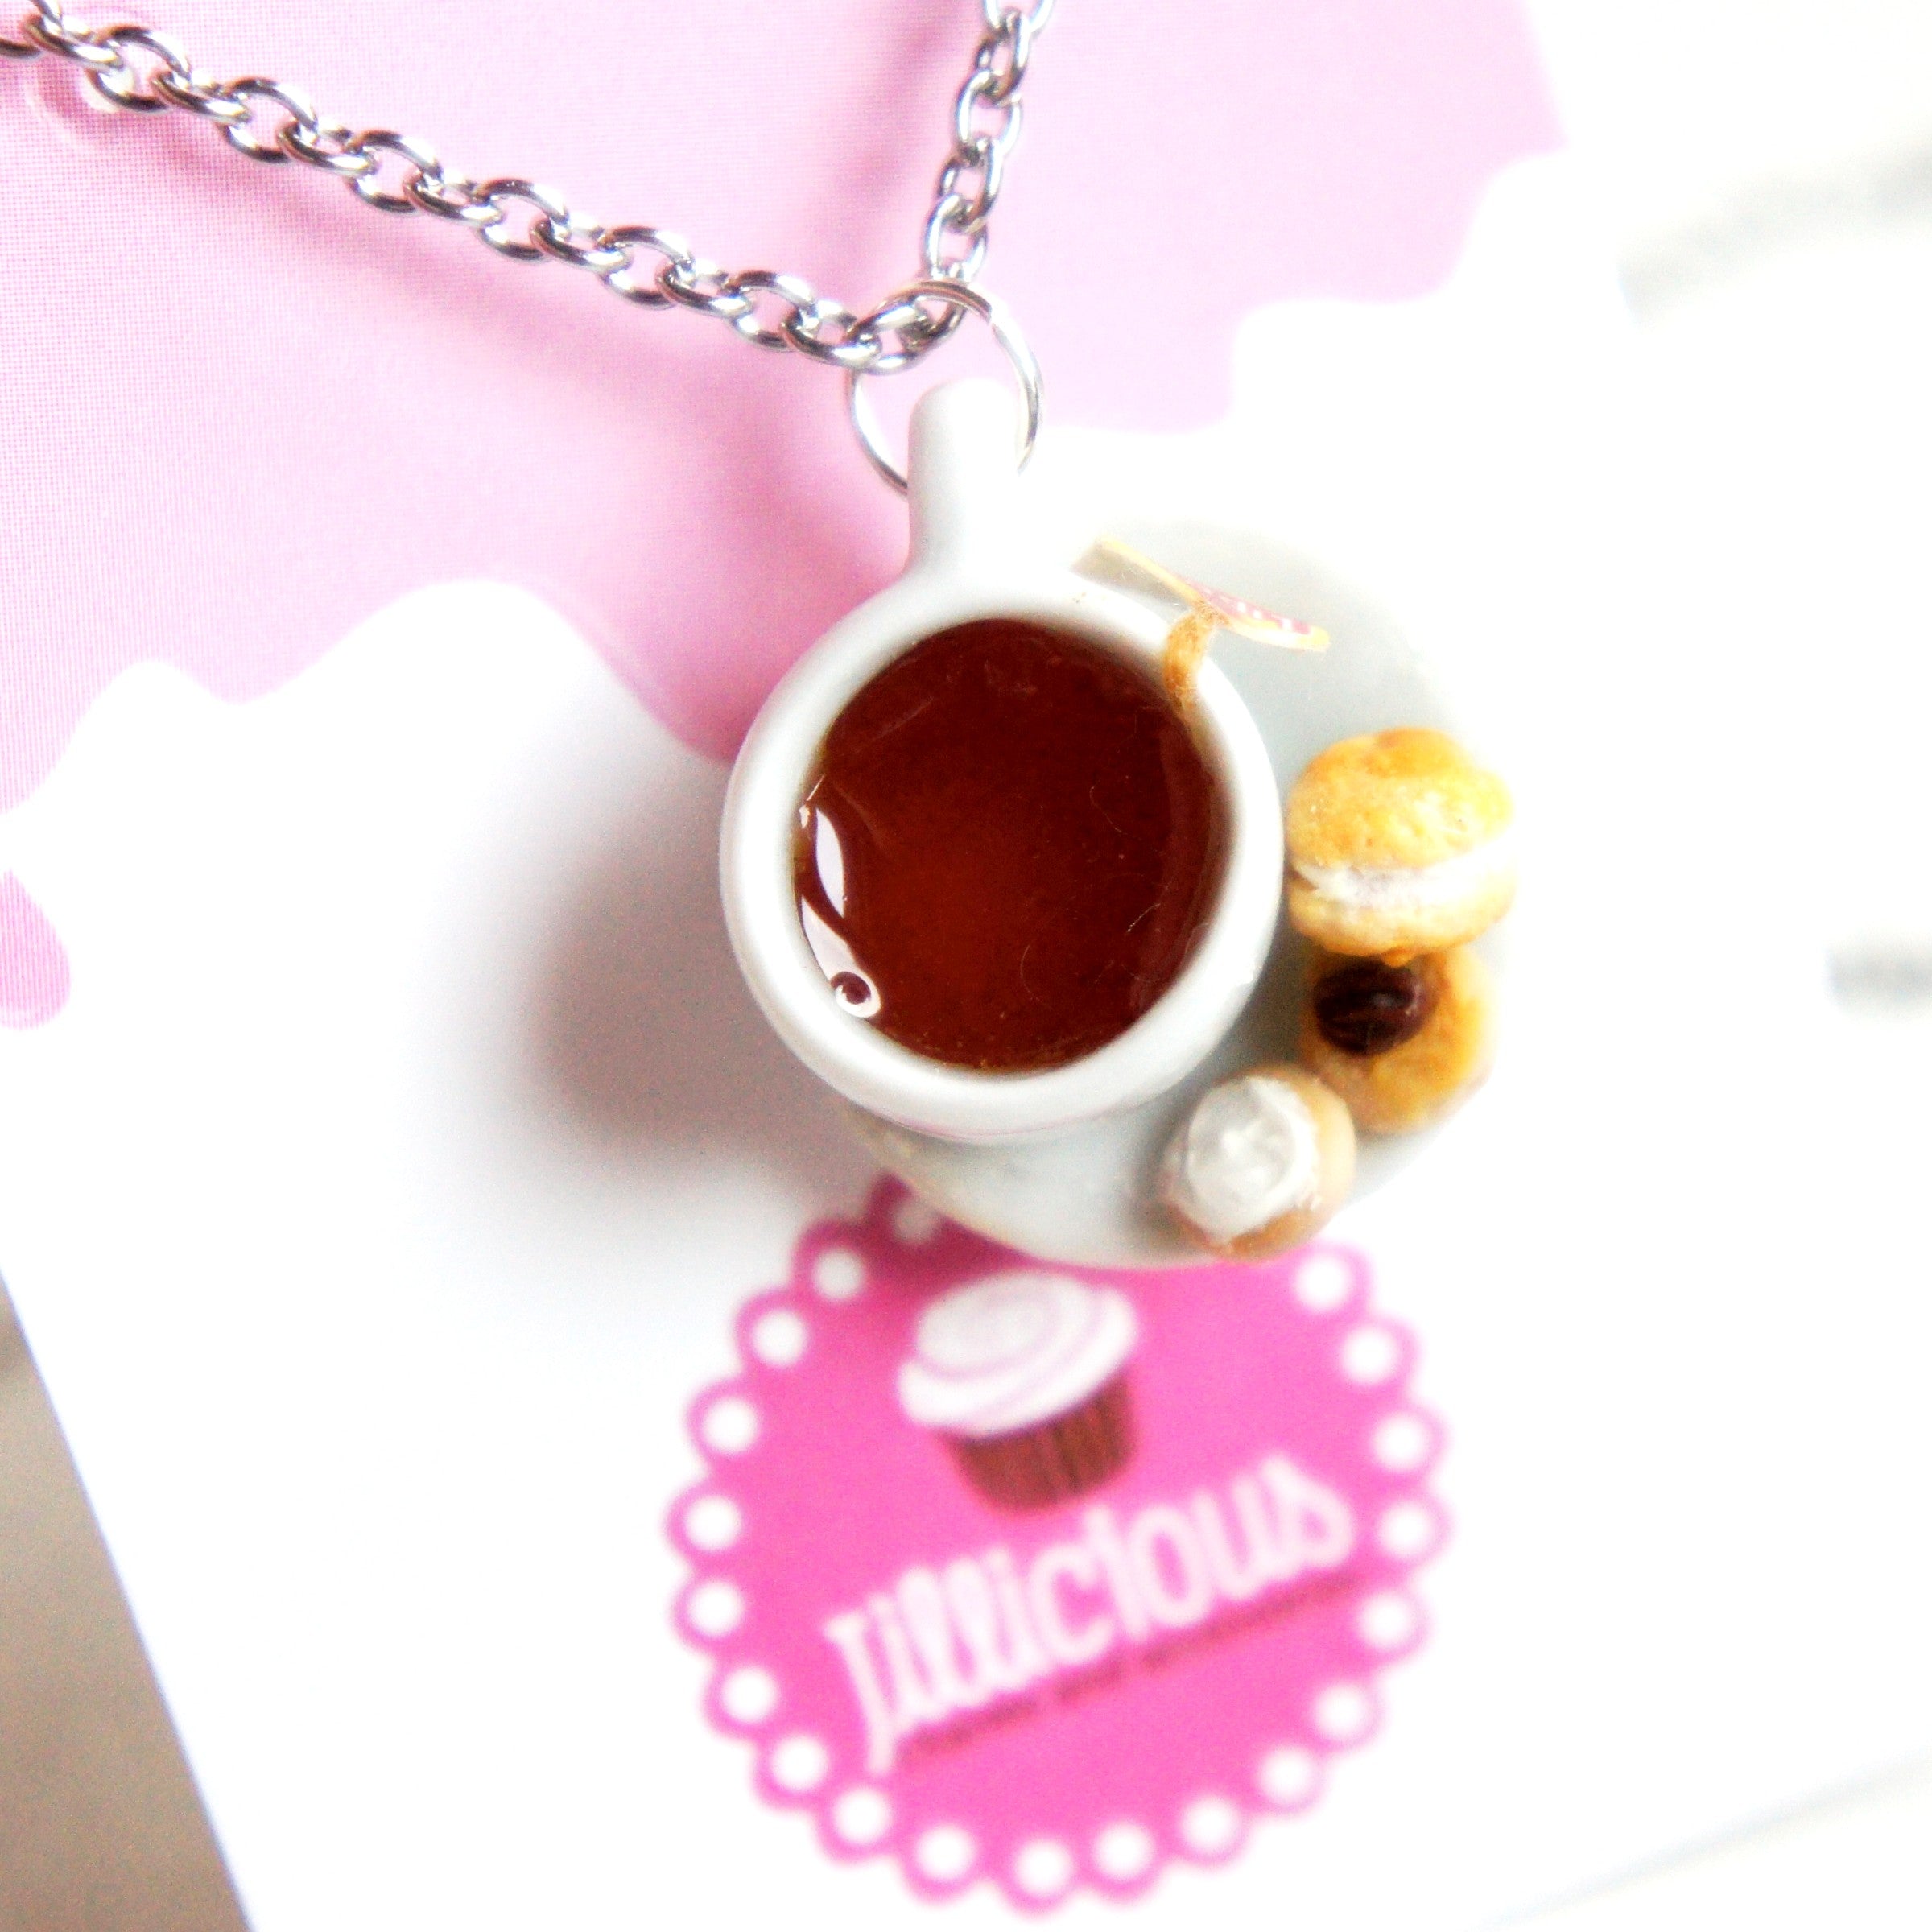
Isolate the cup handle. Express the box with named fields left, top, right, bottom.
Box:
left=907, top=379, right=1030, bottom=575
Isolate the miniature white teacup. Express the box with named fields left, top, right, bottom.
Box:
left=719, top=379, right=1282, bottom=1145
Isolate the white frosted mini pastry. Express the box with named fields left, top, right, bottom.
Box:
left=898, top=1272, right=1139, bottom=1509
left=1160, top=1065, right=1356, bottom=1261
left=1287, top=728, right=1515, bottom=958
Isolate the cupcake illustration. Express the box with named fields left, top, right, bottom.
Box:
left=897, top=1271, right=1140, bottom=1511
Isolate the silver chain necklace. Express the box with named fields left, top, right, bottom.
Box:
left=1, top=0, right=1053, bottom=486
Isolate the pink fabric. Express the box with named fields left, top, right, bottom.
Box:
left=672, top=1183, right=1445, bottom=1909
left=0, top=873, right=69, bottom=1026
left=0, top=0, right=1559, bottom=1026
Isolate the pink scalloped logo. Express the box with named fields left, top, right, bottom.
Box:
left=668, top=1183, right=1446, bottom=1909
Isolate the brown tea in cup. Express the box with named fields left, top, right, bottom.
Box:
left=794, top=618, right=1228, bottom=1072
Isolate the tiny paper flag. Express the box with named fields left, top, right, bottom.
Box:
left=1094, top=539, right=1331, bottom=650
left=1092, top=538, right=1329, bottom=710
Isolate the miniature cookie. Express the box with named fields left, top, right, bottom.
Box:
left=1286, top=728, right=1514, bottom=957
left=1299, top=947, right=1497, bottom=1135
left=1160, top=1064, right=1356, bottom=1261
left=898, top=1272, right=1138, bottom=1511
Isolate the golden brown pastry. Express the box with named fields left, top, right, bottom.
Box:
left=1286, top=729, right=1514, bottom=958
left=1299, top=947, right=1496, bottom=1135
left=1160, top=1064, right=1356, bottom=1261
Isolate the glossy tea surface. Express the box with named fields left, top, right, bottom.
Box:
left=795, top=620, right=1227, bottom=1072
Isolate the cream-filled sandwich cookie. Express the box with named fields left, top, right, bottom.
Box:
left=1160, top=1064, right=1356, bottom=1261
left=898, top=1272, right=1139, bottom=1511
left=1300, top=947, right=1496, bottom=1135
left=1286, top=728, right=1514, bottom=958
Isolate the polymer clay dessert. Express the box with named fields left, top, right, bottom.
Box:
left=1299, top=947, right=1497, bottom=1135
left=1286, top=728, right=1514, bottom=959
left=1160, top=1065, right=1356, bottom=1261
left=898, top=1271, right=1138, bottom=1511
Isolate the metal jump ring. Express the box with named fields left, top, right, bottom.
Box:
left=844, top=280, right=1041, bottom=495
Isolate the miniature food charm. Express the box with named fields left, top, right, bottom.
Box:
left=1286, top=728, right=1514, bottom=958
left=795, top=619, right=1227, bottom=1072
left=897, top=1271, right=1139, bottom=1510
left=1160, top=1065, right=1356, bottom=1261
left=1300, top=947, right=1497, bottom=1135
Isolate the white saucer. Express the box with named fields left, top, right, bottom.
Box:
left=848, top=517, right=1504, bottom=1269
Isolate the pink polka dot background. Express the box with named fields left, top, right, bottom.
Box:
left=670, top=1181, right=1446, bottom=1909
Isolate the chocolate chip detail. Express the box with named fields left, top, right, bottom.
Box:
left=1312, top=960, right=1433, bottom=1056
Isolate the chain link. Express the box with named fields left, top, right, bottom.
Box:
left=2, top=0, right=1056, bottom=375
